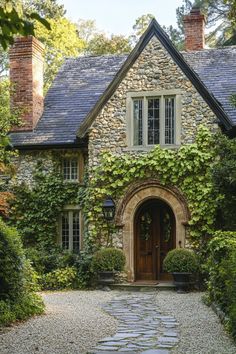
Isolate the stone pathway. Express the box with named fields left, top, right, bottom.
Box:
left=89, top=293, right=179, bottom=354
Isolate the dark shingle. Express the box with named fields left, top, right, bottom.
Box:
left=10, top=54, right=128, bottom=146
left=183, top=46, right=236, bottom=125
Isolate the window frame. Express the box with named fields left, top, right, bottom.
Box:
left=126, top=90, right=182, bottom=149
left=61, top=153, right=84, bottom=183
left=58, top=206, right=83, bottom=252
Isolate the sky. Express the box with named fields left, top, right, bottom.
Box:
left=58, top=0, right=184, bottom=36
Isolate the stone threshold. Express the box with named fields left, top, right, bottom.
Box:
left=110, top=281, right=176, bottom=291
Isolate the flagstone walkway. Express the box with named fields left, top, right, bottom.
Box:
left=0, top=290, right=236, bottom=354
left=89, top=293, right=179, bottom=354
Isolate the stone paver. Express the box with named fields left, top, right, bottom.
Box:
left=88, top=293, right=179, bottom=354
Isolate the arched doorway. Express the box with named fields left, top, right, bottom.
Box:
left=115, top=180, right=190, bottom=282
left=134, top=199, right=175, bottom=281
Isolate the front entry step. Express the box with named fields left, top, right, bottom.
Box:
left=110, top=281, right=176, bottom=292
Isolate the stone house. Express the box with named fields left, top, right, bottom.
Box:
left=8, top=7, right=236, bottom=282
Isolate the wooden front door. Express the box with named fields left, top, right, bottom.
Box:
left=135, top=200, right=175, bottom=281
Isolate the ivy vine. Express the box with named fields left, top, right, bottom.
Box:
left=81, top=126, right=221, bottom=250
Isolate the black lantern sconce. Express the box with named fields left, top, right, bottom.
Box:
left=102, top=197, right=115, bottom=221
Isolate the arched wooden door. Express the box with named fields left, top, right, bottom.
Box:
left=134, top=199, right=176, bottom=281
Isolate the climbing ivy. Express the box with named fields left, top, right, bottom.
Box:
left=81, top=126, right=221, bottom=250
left=10, top=156, right=81, bottom=248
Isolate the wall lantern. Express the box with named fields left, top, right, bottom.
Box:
left=102, top=197, right=115, bottom=221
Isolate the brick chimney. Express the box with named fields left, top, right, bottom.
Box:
left=9, top=36, right=44, bottom=131
left=183, top=6, right=206, bottom=51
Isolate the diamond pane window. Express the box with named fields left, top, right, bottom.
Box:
left=165, top=97, right=175, bottom=144
left=63, top=159, right=78, bottom=181
left=133, top=99, right=143, bottom=146
left=148, top=98, right=160, bottom=145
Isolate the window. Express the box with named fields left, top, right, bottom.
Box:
left=62, top=158, right=79, bottom=181
left=59, top=208, right=82, bottom=252
left=127, top=90, right=181, bottom=148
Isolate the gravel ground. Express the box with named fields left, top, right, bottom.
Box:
left=0, top=290, right=235, bottom=354
left=0, top=291, right=118, bottom=354
left=154, top=291, right=236, bottom=354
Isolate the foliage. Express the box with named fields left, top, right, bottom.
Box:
left=0, top=217, right=44, bottom=326
left=163, top=248, right=199, bottom=273
left=86, top=33, right=131, bottom=55
left=212, top=133, right=236, bottom=230
left=23, top=0, right=66, bottom=19
left=0, top=79, right=20, bottom=169
left=91, top=248, right=126, bottom=272
left=0, top=0, right=50, bottom=50
left=10, top=160, right=80, bottom=248
left=206, top=230, right=236, bottom=339
left=77, top=19, right=131, bottom=56
left=40, top=266, right=77, bottom=290
left=25, top=246, right=77, bottom=275
left=35, top=17, right=85, bottom=91
left=81, top=126, right=219, bottom=251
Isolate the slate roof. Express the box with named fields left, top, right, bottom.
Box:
left=10, top=29, right=236, bottom=147
left=10, top=54, right=128, bottom=147
left=183, top=46, right=236, bottom=126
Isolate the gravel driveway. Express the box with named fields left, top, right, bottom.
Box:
left=0, top=290, right=235, bottom=354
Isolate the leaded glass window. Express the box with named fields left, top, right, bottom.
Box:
left=62, top=158, right=78, bottom=181
left=148, top=98, right=160, bottom=145
left=60, top=210, right=81, bottom=252
left=133, top=99, right=143, bottom=146
left=165, top=97, right=175, bottom=144
left=130, top=92, right=178, bottom=147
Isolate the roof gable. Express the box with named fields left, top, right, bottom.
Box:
left=77, top=18, right=233, bottom=138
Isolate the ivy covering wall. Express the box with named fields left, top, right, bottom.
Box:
left=82, top=126, right=220, bottom=250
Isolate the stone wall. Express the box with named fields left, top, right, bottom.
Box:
left=12, top=149, right=84, bottom=187
left=88, top=36, right=218, bottom=168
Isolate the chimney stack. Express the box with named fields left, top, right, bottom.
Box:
left=9, top=36, right=44, bottom=131
left=183, top=6, right=205, bottom=51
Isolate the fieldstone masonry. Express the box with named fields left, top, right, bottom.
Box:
left=88, top=36, right=218, bottom=168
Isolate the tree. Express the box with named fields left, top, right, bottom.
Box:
left=23, top=0, right=66, bottom=19
left=86, top=33, right=131, bottom=55
left=130, top=14, right=154, bottom=44
left=77, top=19, right=131, bottom=55
left=35, top=17, right=85, bottom=91
left=0, top=0, right=50, bottom=50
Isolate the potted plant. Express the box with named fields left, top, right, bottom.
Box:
left=91, top=247, right=126, bottom=285
left=163, top=248, right=199, bottom=293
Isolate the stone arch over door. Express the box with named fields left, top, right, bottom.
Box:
left=115, top=180, right=190, bottom=282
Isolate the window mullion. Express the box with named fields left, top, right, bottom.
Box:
left=143, top=97, right=148, bottom=147
left=160, top=96, right=165, bottom=145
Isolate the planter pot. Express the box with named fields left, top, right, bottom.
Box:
left=172, top=272, right=194, bottom=293
left=98, top=271, right=115, bottom=285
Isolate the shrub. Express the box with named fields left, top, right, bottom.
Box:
left=0, top=219, right=25, bottom=301
left=206, top=231, right=236, bottom=339
left=0, top=218, right=44, bottom=326
left=91, top=248, right=126, bottom=272
left=25, top=246, right=78, bottom=275
left=41, top=266, right=77, bottom=290
left=163, top=248, right=199, bottom=273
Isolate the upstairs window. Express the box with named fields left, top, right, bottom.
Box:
left=62, top=158, right=79, bottom=181
left=128, top=91, right=181, bottom=148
